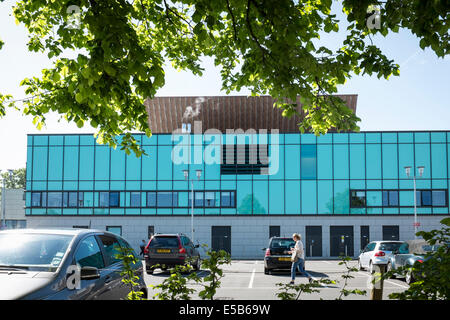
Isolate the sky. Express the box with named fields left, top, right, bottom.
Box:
left=0, top=0, right=449, bottom=172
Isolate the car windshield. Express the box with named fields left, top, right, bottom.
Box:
left=270, top=239, right=296, bottom=249
left=0, top=233, right=73, bottom=271
left=379, top=242, right=403, bottom=251
left=149, top=237, right=179, bottom=248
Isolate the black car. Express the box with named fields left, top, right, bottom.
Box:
left=0, top=228, right=147, bottom=300
left=144, top=233, right=200, bottom=274
left=263, top=237, right=296, bottom=274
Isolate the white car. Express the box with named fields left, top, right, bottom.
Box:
left=358, top=241, right=406, bottom=274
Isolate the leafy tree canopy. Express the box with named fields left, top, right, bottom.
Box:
left=0, top=0, right=448, bottom=155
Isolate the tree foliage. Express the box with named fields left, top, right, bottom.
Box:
left=0, top=168, right=26, bottom=189
left=1, top=0, right=448, bottom=155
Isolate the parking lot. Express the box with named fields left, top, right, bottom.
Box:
left=143, top=259, right=410, bottom=300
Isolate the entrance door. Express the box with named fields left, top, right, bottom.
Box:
left=383, top=225, right=399, bottom=241
left=306, top=226, right=322, bottom=257
left=212, top=226, right=231, bottom=254
left=360, top=226, right=370, bottom=251
left=330, top=226, right=354, bottom=257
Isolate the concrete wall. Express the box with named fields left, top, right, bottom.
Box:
left=1, top=189, right=26, bottom=220
left=26, top=215, right=447, bottom=259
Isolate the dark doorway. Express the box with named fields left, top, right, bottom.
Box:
left=306, top=226, right=322, bottom=257
left=212, top=226, right=231, bottom=254
left=330, top=226, right=354, bottom=257
left=269, top=226, right=280, bottom=238
left=383, top=225, right=399, bottom=241
left=360, top=226, right=370, bottom=251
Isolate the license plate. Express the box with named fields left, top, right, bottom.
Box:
left=278, top=257, right=291, bottom=261
left=157, top=249, right=171, bottom=253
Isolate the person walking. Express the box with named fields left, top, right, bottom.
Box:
left=289, top=233, right=312, bottom=284
left=139, top=239, right=147, bottom=257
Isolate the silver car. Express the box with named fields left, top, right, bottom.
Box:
left=358, top=241, right=406, bottom=274
left=0, top=228, right=147, bottom=300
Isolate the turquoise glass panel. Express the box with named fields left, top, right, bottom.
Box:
left=382, top=208, right=398, bottom=214
left=79, top=181, right=93, bottom=190
left=110, top=181, right=124, bottom=190
left=349, top=133, right=364, bottom=143
left=158, top=135, right=172, bottom=145
left=317, top=134, right=332, bottom=144
left=48, top=146, right=63, bottom=180
left=398, top=132, right=413, bottom=143
left=34, top=136, right=48, bottom=146
left=32, top=146, right=48, bottom=181
left=80, top=135, right=95, bottom=145
left=158, top=146, right=173, bottom=180
left=95, top=147, right=110, bottom=180
left=27, top=135, right=33, bottom=146
left=141, top=146, right=157, bottom=180
left=49, top=135, right=64, bottom=145
left=366, top=133, right=381, bottom=143
left=415, top=144, right=430, bottom=179
left=415, top=132, right=430, bottom=143
left=317, top=145, right=332, bottom=179
left=366, top=180, right=382, bottom=189
left=285, top=145, right=300, bottom=179
left=382, top=144, right=398, bottom=179
left=236, top=181, right=252, bottom=214
left=110, top=148, right=125, bottom=180
left=65, top=135, right=79, bottom=145
left=142, top=134, right=157, bottom=145
left=382, top=132, right=397, bottom=143
left=367, top=191, right=382, bottom=206
left=399, top=191, right=414, bottom=206
left=285, top=134, right=300, bottom=144
left=333, top=180, right=349, bottom=214
left=333, top=144, right=348, bottom=179
left=383, top=180, right=398, bottom=189
left=269, top=181, right=284, bottom=214
left=253, top=180, right=268, bottom=214
left=398, top=144, right=414, bottom=179
left=26, top=146, right=33, bottom=181
left=431, top=144, right=447, bottom=179
left=126, top=153, right=141, bottom=181
left=431, top=132, right=446, bottom=143
left=301, top=145, right=317, bottom=179
left=350, top=180, right=365, bottom=189
left=301, top=181, right=316, bottom=214
left=301, top=134, right=316, bottom=144
left=366, top=144, right=381, bottom=179
left=79, top=146, right=94, bottom=180
left=317, top=180, right=333, bottom=214
left=333, top=133, right=348, bottom=144
left=349, top=144, right=365, bottom=179
left=285, top=180, right=300, bottom=214
left=64, top=146, right=79, bottom=181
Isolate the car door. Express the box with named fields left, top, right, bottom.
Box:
left=68, top=235, right=107, bottom=300
left=395, top=242, right=409, bottom=268
left=95, top=234, right=130, bottom=300
left=361, top=242, right=375, bottom=268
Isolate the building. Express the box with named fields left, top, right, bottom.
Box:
left=24, top=96, right=449, bottom=258
left=0, top=189, right=26, bottom=229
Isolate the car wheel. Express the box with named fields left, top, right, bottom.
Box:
left=146, top=268, right=153, bottom=275
left=358, top=259, right=364, bottom=271
left=386, top=262, right=395, bottom=279
left=264, top=267, right=270, bottom=275
left=194, top=257, right=200, bottom=271
left=369, top=261, right=374, bottom=274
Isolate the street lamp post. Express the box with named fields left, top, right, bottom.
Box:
left=183, top=169, right=202, bottom=244
left=404, top=165, right=424, bottom=239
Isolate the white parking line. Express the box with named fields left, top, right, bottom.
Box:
left=248, top=269, right=256, bottom=288
left=385, top=280, right=409, bottom=289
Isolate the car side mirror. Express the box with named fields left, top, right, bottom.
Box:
left=80, top=266, right=100, bottom=280
left=194, top=244, right=200, bottom=248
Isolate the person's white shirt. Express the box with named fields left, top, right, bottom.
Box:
left=294, top=240, right=305, bottom=260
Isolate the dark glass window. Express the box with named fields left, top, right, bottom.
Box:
left=109, top=192, right=120, bottom=207
left=98, top=234, right=121, bottom=265
left=221, top=144, right=268, bottom=175
left=383, top=191, right=399, bottom=207
left=421, top=190, right=432, bottom=206
left=205, top=192, right=215, bottom=207
left=147, top=192, right=156, bottom=207
left=350, top=190, right=366, bottom=208
left=130, top=192, right=141, bottom=207
left=47, top=192, right=62, bottom=207
left=221, top=191, right=235, bottom=207
left=432, top=190, right=446, bottom=206
left=157, top=192, right=176, bottom=207
left=74, top=235, right=105, bottom=269
left=63, top=192, right=78, bottom=208
left=31, top=192, right=41, bottom=207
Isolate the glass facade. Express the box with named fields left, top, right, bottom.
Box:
left=25, top=132, right=450, bottom=216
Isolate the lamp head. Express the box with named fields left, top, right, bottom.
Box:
left=196, top=169, right=202, bottom=180
left=404, top=166, right=411, bottom=178
left=183, top=169, right=189, bottom=180
left=417, top=166, right=425, bottom=177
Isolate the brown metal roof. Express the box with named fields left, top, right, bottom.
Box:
left=144, top=95, right=358, bottom=133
